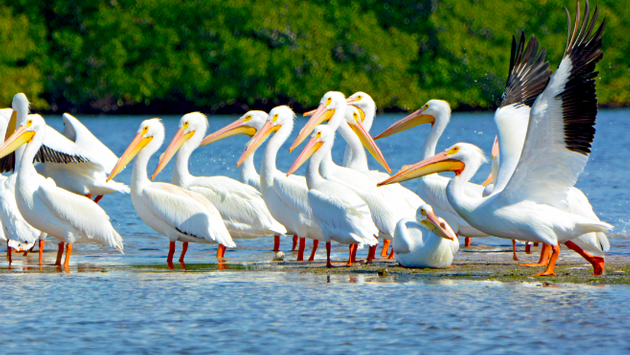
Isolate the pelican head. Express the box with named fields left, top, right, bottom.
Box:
left=107, top=118, right=164, bottom=182
left=151, top=112, right=208, bottom=179
left=237, top=106, right=295, bottom=167
left=199, top=110, right=267, bottom=146
left=417, top=204, right=457, bottom=241
left=290, top=91, right=345, bottom=152
left=287, top=125, right=334, bottom=176
left=378, top=143, right=486, bottom=186
left=0, top=113, right=45, bottom=159
left=346, top=92, right=376, bottom=128
left=344, top=105, right=391, bottom=173
left=375, top=99, right=451, bottom=140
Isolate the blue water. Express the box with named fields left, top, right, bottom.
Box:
left=2, top=109, right=629, bottom=354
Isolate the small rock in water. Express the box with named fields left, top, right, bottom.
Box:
left=273, top=251, right=285, bottom=261
left=378, top=268, right=390, bottom=277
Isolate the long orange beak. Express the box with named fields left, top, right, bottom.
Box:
left=481, top=172, right=493, bottom=187
left=303, top=109, right=316, bottom=116
left=289, top=103, right=333, bottom=152
left=378, top=152, right=464, bottom=186
left=107, top=133, right=153, bottom=181
left=286, top=135, right=323, bottom=176
left=236, top=120, right=278, bottom=167
left=491, top=135, right=499, bottom=159
left=151, top=128, right=194, bottom=180
left=5, top=110, right=17, bottom=141
left=375, top=108, right=434, bottom=140
left=347, top=119, right=391, bottom=173
left=0, top=125, right=35, bottom=159
left=422, top=211, right=457, bottom=241
left=200, top=118, right=257, bottom=146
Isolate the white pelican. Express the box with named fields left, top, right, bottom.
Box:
left=237, top=106, right=324, bottom=262
left=296, top=92, right=417, bottom=261
left=374, top=99, right=489, bottom=247
left=200, top=110, right=268, bottom=191
left=393, top=204, right=459, bottom=268
left=379, top=1, right=612, bottom=276
left=0, top=109, right=124, bottom=272
left=151, top=112, right=287, bottom=242
left=36, top=113, right=129, bottom=203
left=107, top=119, right=235, bottom=265
left=199, top=111, right=300, bottom=251
left=287, top=125, right=378, bottom=267
left=5, top=96, right=128, bottom=203
left=485, top=30, right=609, bottom=273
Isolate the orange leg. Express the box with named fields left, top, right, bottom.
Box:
left=55, top=242, right=65, bottom=266
left=93, top=195, right=104, bottom=204
left=326, top=242, right=333, bottom=268
left=525, top=242, right=532, bottom=254
left=63, top=243, right=73, bottom=273
left=308, top=240, right=319, bottom=261
left=179, top=242, right=189, bottom=263
left=512, top=240, right=518, bottom=261
left=530, top=244, right=560, bottom=276
left=217, top=244, right=227, bottom=258
left=388, top=247, right=395, bottom=259
left=296, top=237, right=306, bottom=261
left=564, top=240, right=605, bottom=275
left=22, top=249, right=29, bottom=257
left=520, top=243, right=551, bottom=267
left=292, top=235, right=298, bottom=251
left=380, top=239, right=391, bottom=257
left=167, top=241, right=176, bottom=268
left=38, top=239, right=45, bottom=265
left=366, top=245, right=376, bottom=262
left=351, top=243, right=358, bottom=263
left=346, top=244, right=356, bottom=266
left=464, top=237, right=471, bottom=247
left=533, top=242, right=539, bottom=247
left=273, top=235, right=280, bottom=252
left=6, top=241, right=11, bottom=265
left=85, top=193, right=92, bottom=199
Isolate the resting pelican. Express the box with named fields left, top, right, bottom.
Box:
left=200, top=110, right=268, bottom=191
left=5, top=96, right=128, bottom=203
left=393, top=204, right=459, bottom=268
left=152, top=112, right=287, bottom=241
left=0, top=110, right=123, bottom=272
left=287, top=125, right=378, bottom=267
left=36, top=113, right=129, bottom=202
left=374, top=99, right=489, bottom=247
left=237, top=106, right=324, bottom=262
left=107, top=119, right=235, bottom=265
left=380, top=3, right=611, bottom=276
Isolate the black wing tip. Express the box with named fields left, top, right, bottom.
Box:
left=499, top=31, right=552, bottom=108
left=560, top=0, right=606, bottom=156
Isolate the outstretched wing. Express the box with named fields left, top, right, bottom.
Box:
left=501, top=2, right=605, bottom=207
left=492, top=32, right=552, bottom=194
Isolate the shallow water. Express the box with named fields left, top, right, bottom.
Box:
left=2, top=109, right=629, bottom=353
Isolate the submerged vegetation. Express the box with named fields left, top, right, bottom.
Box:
left=3, top=0, right=629, bottom=113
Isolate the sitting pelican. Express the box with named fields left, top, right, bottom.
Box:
left=393, top=204, right=459, bottom=268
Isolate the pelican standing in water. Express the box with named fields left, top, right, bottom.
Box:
left=393, top=204, right=459, bottom=268
left=151, top=112, right=287, bottom=241
left=199, top=111, right=301, bottom=251
left=237, top=106, right=324, bottom=262
left=380, top=3, right=611, bottom=276
left=107, top=119, right=235, bottom=266
left=287, top=125, right=378, bottom=267
left=0, top=103, right=123, bottom=272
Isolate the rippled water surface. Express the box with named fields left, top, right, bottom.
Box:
left=2, top=109, right=629, bottom=353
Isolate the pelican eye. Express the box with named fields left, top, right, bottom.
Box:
left=27, top=120, right=33, bottom=127
left=326, top=97, right=332, bottom=105
left=315, top=132, right=322, bottom=139
left=420, top=208, right=426, bottom=216
left=243, top=115, right=252, bottom=122
left=440, top=222, right=446, bottom=229
left=272, top=114, right=278, bottom=123
left=447, top=146, right=460, bottom=155
left=142, top=126, right=149, bottom=133
left=183, top=121, right=189, bottom=129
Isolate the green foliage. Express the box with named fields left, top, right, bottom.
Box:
left=1, top=0, right=629, bottom=112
